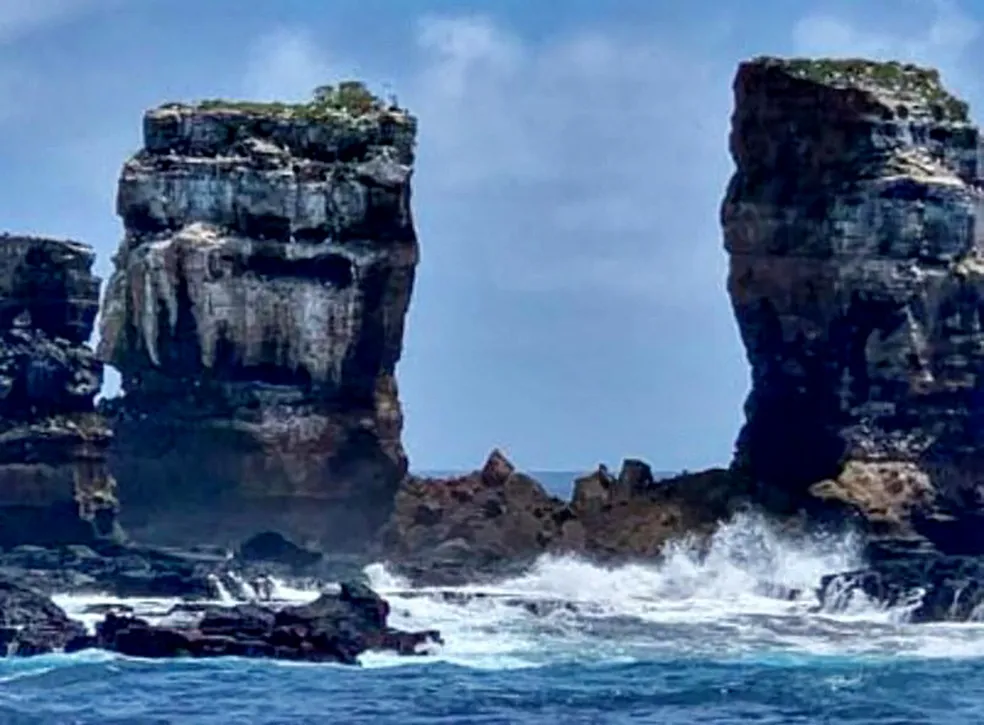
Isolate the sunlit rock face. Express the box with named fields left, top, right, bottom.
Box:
left=723, top=57, right=984, bottom=549
left=0, top=235, right=116, bottom=545
left=98, top=99, right=418, bottom=550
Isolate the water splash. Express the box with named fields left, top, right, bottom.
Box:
left=48, top=512, right=984, bottom=670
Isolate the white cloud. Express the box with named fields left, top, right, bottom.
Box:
left=236, top=17, right=733, bottom=305
left=406, top=15, right=733, bottom=304
left=241, top=28, right=341, bottom=103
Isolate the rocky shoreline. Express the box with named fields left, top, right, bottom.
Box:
left=0, top=57, right=982, bottom=658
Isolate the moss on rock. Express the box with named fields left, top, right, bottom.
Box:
left=753, top=56, right=970, bottom=122
left=169, top=80, right=407, bottom=122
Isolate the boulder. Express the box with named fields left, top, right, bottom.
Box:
left=87, top=581, right=441, bottom=664
left=0, top=578, right=87, bottom=655
left=236, top=531, right=322, bottom=570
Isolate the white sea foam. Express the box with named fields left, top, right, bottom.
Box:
left=49, top=512, right=984, bottom=669
left=361, top=512, right=984, bottom=667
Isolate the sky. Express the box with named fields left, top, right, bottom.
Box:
left=0, top=0, right=980, bottom=472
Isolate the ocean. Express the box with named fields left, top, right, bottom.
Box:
left=3, top=471, right=984, bottom=724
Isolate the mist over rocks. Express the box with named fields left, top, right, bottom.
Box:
left=96, top=87, right=419, bottom=551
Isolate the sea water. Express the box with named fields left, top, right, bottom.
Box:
left=2, top=472, right=983, bottom=724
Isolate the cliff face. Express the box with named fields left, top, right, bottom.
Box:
left=723, top=58, right=984, bottom=546
left=98, top=92, right=418, bottom=549
left=0, top=235, right=116, bottom=545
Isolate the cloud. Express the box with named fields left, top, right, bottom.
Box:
left=407, top=15, right=734, bottom=305
left=238, top=17, right=734, bottom=306
left=241, top=28, right=338, bottom=102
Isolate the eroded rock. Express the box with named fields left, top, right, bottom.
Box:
left=0, top=578, right=87, bottom=655
left=98, top=93, right=419, bottom=550
left=85, top=581, right=441, bottom=664
left=0, top=235, right=116, bottom=546
left=722, top=57, right=984, bottom=549
left=378, top=450, right=748, bottom=585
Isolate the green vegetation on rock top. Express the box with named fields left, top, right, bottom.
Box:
left=163, top=80, right=409, bottom=121
left=752, top=56, right=970, bottom=122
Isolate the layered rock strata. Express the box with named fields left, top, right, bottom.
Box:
left=723, top=57, right=984, bottom=550
left=0, top=235, right=116, bottom=546
left=98, top=90, right=418, bottom=549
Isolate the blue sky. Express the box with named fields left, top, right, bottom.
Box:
left=0, top=0, right=980, bottom=471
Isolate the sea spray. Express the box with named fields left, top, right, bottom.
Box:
left=48, top=513, right=984, bottom=669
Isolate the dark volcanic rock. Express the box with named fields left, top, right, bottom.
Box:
left=378, top=449, right=749, bottom=585
left=0, top=541, right=229, bottom=599
left=0, top=578, right=86, bottom=655
left=90, top=581, right=440, bottom=664
left=237, top=531, right=322, bottom=570
left=722, top=57, right=984, bottom=548
left=819, top=555, right=984, bottom=623
left=0, top=235, right=116, bottom=546
left=97, top=92, right=419, bottom=551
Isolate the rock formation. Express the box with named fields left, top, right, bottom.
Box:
left=723, top=57, right=984, bottom=551
left=0, top=576, right=440, bottom=663
left=97, top=86, right=418, bottom=550
left=378, top=449, right=742, bottom=585
left=71, top=581, right=441, bottom=664
left=0, top=235, right=116, bottom=546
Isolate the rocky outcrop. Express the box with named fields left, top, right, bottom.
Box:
left=0, top=578, right=87, bottom=655
left=97, top=89, right=418, bottom=550
left=0, top=577, right=439, bottom=663
left=0, top=235, right=116, bottom=546
left=377, top=450, right=746, bottom=585
left=723, top=58, right=984, bottom=549
left=70, top=581, right=441, bottom=664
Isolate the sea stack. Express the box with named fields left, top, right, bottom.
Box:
left=722, top=57, right=984, bottom=550
left=97, top=84, right=419, bottom=549
left=0, top=235, right=116, bottom=545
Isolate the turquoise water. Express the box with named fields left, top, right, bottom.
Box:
left=2, top=472, right=982, bottom=724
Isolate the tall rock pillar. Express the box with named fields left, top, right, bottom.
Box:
left=98, top=87, right=418, bottom=550
left=723, top=58, right=984, bottom=546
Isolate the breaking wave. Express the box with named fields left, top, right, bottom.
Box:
left=12, top=512, right=984, bottom=723
left=41, top=512, right=984, bottom=673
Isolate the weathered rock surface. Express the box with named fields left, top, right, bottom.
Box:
left=377, top=450, right=747, bottom=585
left=0, top=235, right=116, bottom=546
left=723, top=57, right=984, bottom=549
left=818, top=553, right=984, bottom=623
left=70, top=581, right=440, bottom=664
left=0, top=578, right=87, bottom=655
left=97, top=92, right=419, bottom=550
left=0, top=576, right=439, bottom=664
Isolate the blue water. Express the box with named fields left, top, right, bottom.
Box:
left=3, top=473, right=984, bottom=724
left=4, top=652, right=984, bottom=724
